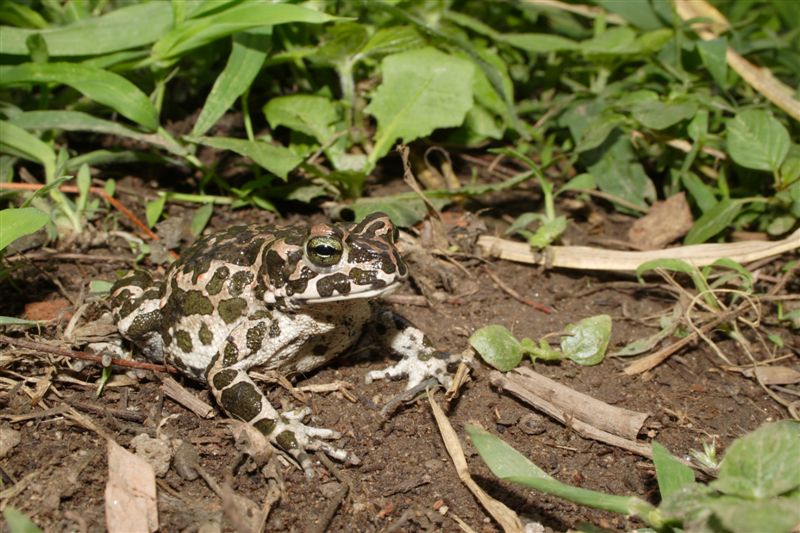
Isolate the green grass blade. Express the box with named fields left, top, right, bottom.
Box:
left=0, top=207, right=50, bottom=251
left=466, top=426, right=551, bottom=480
left=9, top=111, right=187, bottom=156
left=0, top=2, right=173, bottom=56
left=468, top=426, right=659, bottom=524
left=192, top=29, right=272, bottom=137
left=187, top=136, right=301, bottom=179
left=0, top=63, right=159, bottom=131
left=0, top=120, right=56, bottom=180
left=152, top=3, right=336, bottom=62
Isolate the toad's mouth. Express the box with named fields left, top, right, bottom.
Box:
left=297, top=280, right=402, bottom=304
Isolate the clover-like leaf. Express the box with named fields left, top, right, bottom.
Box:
left=561, top=315, right=612, bottom=366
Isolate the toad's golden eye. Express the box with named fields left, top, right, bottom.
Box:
left=306, top=236, right=343, bottom=267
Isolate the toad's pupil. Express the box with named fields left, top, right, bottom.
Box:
left=314, top=244, right=338, bottom=256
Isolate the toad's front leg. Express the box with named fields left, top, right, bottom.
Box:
left=206, top=323, right=359, bottom=477
left=364, top=307, right=452, bottom=389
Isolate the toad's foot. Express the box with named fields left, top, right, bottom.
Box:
left=269, top=407, right=360, bottom=477
left=365, top=351, right=451, bottom=390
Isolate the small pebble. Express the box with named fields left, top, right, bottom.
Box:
left=518, top=413, right=547, bottom=435
left=130, top=433, right=173, bottom=477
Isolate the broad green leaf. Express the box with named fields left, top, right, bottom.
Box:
left=188, top=136, right=301, bottom=179
left=264, top=95, right=338, bottom=143
left=468, top=428, right=656, bottom=520
left=348, top=199, right=422, bottom=227
left=652, top=441, right=695, bottom=499
left=557, top=173, right=595, bottom=195
left=0, top=207, right=50, bottom=251
left=684, top=198, right=742, bottom=244
left=454, top=106, right=504, bottom=145
left=727, top=110, right=790, bottom=172
left=8, top=111, right=187, bottom=156
left=712, top=420, right=800, bottom=499
left=466, top=46, right=513, bottom=125
left=576, top=113, right=625, bottom=152
left=585, top=133, right=655, bottom=211
left=466, top=426, right=551, bottom=480
left=152, top=3, right=336, bottom=62
left=145, top=195, right=166, bottom=229
left=634, top=28, right=674, bottom=54
left=365, top=47, right=474, bottom=168
left=708, top=495, right=800, bottom=533
left=595, top=0, right=666, bottom=30
left=2, top=506, right=43, bottom=533
left=631, top=97, right=697, bottom=130
left=636, top=258, right=711, bottom=294
left=688, top=110, right=709, bottom=142
left=780, top=149, right=800, bottom=187
left=192, top=29, right=272, bottom=137
left=0, top=63, right=159, bottom=131
left=0, top=121, right=56, bottom=180
left=468, top=324, right=523, bottom=371
left=190, top=204, right=214, bottom=237
left=680, top=170, right=717, bottom=213
left=89, top=280, right=114, bottom=295
left=347, top=196, right=448, bottom=227
left=561, top=315, right=611, bottom=366
left=697, top=38, right=728, bottom=89
left=582, top=27, right=638, bottom=56
left=498, top=33, right=579, bottom=53
left=0, top=2, right=173, bottom=56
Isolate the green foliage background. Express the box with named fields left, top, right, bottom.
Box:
left=1, top=0, right=798, bottom=240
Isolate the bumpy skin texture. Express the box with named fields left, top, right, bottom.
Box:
left=110, top=213, right=449, bottom=475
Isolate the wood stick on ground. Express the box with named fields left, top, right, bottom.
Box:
left=67, top=399, right=148, bottom=423
left=0, top=334, right=179, bottom=374
left=674, top=0, right=800, bottom=121
left=510, top=367, right=649, bottom=439
left=478, top=228, right=800, bottom=271
left=428, top=392, right=524, bottom=533
left=159, top=375, right=216, bottom=419
left=490, top=370, right=652, bottom=459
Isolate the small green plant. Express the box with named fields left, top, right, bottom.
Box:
left=468, top=420, right=800, bottom=532
left=1, top=0, right=798, bottom=236
left=3, top=506, right=43, bottom=533
left=469, top=314, right=612, bottom=371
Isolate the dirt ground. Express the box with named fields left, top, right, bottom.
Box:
left=0, top=177, right=795, bottom=532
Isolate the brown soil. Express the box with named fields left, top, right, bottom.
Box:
left=1, top=183, right=795, bottom=533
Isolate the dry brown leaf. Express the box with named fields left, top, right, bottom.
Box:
left=744, top=366, right=800, bottom=385
left=105, top=439, right=158, bottom=533
left=628, top=192, right=693, bottom=249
